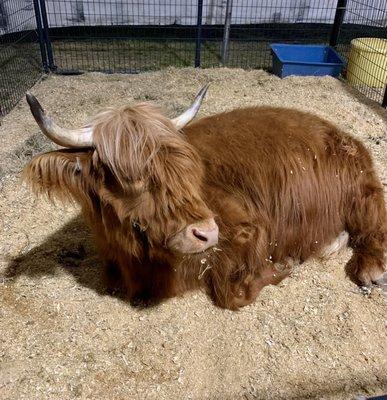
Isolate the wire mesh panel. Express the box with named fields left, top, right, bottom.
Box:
left=45, top=0, right=345, bottom=73
left=219, top=0, right=339, bottom=69
left=335, top=0, right=387, bottom=105
left=1, top=0, right=386, bottom=114
left=46, top=0, right=201, bottom=73
left=0, top=0, right=43, bottom=116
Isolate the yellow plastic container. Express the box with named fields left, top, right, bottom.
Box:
left=347, top=37, right=387, bottom=88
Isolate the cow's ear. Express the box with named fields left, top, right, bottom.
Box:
left=23, top=150, right=95, bottom=206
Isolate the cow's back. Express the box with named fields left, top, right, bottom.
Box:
left=184, top=107, right=372, bottom=262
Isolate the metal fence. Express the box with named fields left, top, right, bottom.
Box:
left=44, top=0, right=342, bottom=73
left=335, top=0, right=387, bottom=105
left=0, top=0, right=44, bottom=115
left=0, top=0, right=386, bottom=116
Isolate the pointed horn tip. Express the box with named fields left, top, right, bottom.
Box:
left=200, top=83, right=210, bottom=95
left=26, top=92, right=44, bottom=118
left=26, top=92, right=35, bottom=105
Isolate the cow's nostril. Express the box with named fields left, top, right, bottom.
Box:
left=192, top=229, right=208, bottom=242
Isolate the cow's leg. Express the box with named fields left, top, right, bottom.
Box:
left=104, top=256, right=150, bottom=305
left=345, top=180, right=386, bottom=287
left=230, top=259, right=294, bottom=309
left=103, top=259, right=143, bottom=301
left=117, top=257, right=180, bottom=306
left=103, top=260, right=123, bottom=294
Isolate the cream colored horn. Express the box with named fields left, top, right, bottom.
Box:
left=26, top=93, right=93, bottom=148
left=172, top=83, right=210, bottom=130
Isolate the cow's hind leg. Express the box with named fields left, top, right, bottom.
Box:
left=345, top=180, right=386, bottom=287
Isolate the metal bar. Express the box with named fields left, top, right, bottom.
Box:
left=382, top=85, right=387, bottom=108
left=194, top=0, right=203, bottom=68
left=221, top=0, right=233, bottom=65
left=38, top=0, right=56, bottom=71
left=32, top=0, right=48, bottom=71
left=0, top=2, right=8, bottom=31
left=329, top=0, right=347, bottom=47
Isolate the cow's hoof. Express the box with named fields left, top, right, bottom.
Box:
left=358, top=285, right=372, bottom=296
left=345, top=253, right=386, bottom=287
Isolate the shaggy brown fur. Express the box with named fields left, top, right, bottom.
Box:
left=24, top=104, right=386, bottom=309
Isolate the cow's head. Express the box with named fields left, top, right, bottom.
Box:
left=24, top=85, right=218, bottom=255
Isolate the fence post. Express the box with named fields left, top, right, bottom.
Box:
left=32, top=0, right=48, bottom=71
left=382, top=85, right=387, bottom=108
left=195, top=0, right=203, bottom=67
left=38, top=0, right=56, bottom=71
left=221, top=0, right=233, bottom=65
left=329, top=0, right=347, bottom=47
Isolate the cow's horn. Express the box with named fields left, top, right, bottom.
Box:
left=172, top=83, right=209, bottom=130
left=26, top=92, right=93, bottom=148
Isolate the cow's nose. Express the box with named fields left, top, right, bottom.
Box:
left=167, top=218, right=219, bottom=254
left=189, top=220, right=219, bottom=249
left=192, top=227, right=213, bottom=243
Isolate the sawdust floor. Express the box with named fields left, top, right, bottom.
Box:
left=0, top=68, right=386, bottom=400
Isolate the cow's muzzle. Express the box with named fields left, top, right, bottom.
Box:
left=167, top=218, right=219, bottom=254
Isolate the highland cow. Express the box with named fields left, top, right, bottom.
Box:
left=24, top=85, right=386, bottom=309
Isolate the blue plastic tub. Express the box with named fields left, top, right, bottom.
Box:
left=270, top=44, right=345, bottom=78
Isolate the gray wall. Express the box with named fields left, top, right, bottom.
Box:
left=2, top=0, right=386, bottom=34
